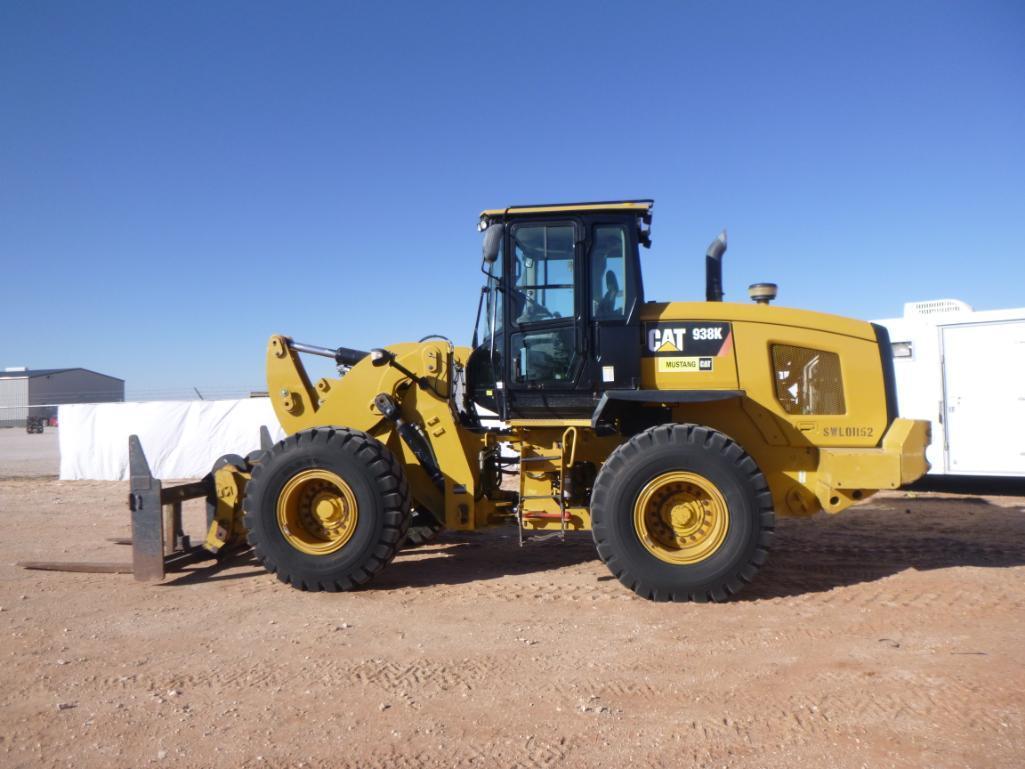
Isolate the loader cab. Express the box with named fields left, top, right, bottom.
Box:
left=468, top=201, right=652, bottom=420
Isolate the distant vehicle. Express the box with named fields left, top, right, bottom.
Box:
left=876, top=299, right=1025, bottom=479
left=25, top=417, right=45, bottom=434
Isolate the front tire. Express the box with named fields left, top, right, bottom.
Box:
left=591, top=424, right=774, bottom=602
left=243, top=428, right=411, bottom=592
left=402, top=508, right=443, bottom=549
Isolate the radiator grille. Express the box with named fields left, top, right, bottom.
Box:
left=771, top=345, right=846, bottom=415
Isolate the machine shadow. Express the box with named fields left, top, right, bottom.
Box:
left=375, top=495, right=1025, bottom=598
left=157, top=494, right=1025, bottom=599
left=739, top=494, right=1025, bottom=601
left=372, top=529, right=599, bottom=591
left=160, top=551, right=267, bottom=586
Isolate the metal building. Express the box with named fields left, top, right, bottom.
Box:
left=0, top=367, right=125, bottom=427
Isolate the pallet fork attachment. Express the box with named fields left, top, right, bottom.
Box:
left=18, top=430, right=269, bottom=581
left=128, top=434, right=212, bottom=581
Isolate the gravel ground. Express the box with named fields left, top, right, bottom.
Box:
left=0, top=474, right=1023, bottom=769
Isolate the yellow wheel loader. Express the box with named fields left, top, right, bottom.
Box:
left=23, top=200, right=931, bottom=601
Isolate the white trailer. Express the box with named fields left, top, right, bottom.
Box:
left=875, top=299, right=1025, bottom=478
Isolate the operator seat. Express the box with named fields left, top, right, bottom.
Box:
left=595, top=269, right=621, bottom=318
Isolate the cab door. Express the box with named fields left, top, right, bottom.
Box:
left=503, top=220, right=592, bottom=417
left=586, top=221, right=643, bottom=391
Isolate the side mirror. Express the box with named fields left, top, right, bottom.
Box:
left=482, top=223, right=504, bottom=263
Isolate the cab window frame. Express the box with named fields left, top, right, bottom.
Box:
left=508, top=220, right=580, bottom=328
left=504, top=218, right=585, bottom=390
left=586, top=219, right=642, bottom=326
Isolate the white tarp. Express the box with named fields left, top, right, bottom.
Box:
left=58, top=399, right=286, bottom=480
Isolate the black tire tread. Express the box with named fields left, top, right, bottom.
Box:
left=591, top=423, right=774, bottom=603
left=403, top=523, right=442, bottom=548
left=242, top=427, right=411, bottom=592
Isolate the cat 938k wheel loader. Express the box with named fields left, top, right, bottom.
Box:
left=28, top=200, right=931, bottom=602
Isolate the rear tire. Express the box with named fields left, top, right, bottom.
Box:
left=243, top=427, right=411, bottom=592
left=591, top=423, right=774, bottom=602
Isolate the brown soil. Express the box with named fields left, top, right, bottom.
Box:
left=1, top=479, right=1023, bottom=769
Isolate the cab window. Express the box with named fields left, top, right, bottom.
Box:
left=591, top=225, right=628, bottom=320
left=511, top=223, right=575, bottom=324
left=510, top=327, right=576, bottom=384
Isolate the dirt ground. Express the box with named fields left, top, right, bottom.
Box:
left=0, top=473, right=1021, bottom=769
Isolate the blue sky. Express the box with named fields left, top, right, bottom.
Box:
left=1, top=1, right=1023, bottom=398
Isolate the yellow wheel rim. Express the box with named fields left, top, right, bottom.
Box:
left=276, top=469, right=359, bottom=555
left=633, top=471, right=729, bottom=564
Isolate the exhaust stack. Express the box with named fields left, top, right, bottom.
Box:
left=705, top=229, right=727, bottom=302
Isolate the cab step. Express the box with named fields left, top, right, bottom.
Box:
left=516, top=427, right=579, bottom=545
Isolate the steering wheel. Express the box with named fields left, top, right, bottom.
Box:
left=515, top=289, right=555, bottom=322
left=523, top=292, right=554, bottom=318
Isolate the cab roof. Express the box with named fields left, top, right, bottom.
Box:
left=480, top=199, right=653, bottom=220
